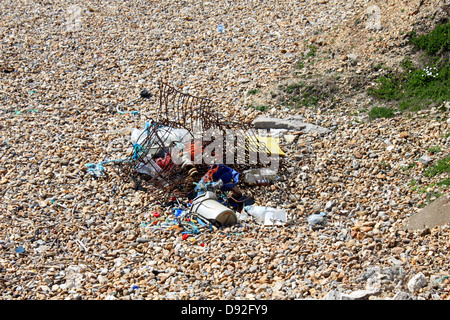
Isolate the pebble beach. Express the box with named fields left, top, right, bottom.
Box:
left=0, top=0, right=449, bottom=300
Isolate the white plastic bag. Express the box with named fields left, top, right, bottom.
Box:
left=243, top=205, right=287, bottom=226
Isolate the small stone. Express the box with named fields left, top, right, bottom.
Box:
left=386, top=145, right=395, bottom=152
left=238, top=78, right=251, bottom=84
left=407, top=273, right=427, bottom=293
left=325, top=200, right=334, bottom=210
left=354, top=151, right=362, bottom=159
left=392, top=291, right=416, bottom=300
left=360, top=226, right=373, bottom=232
left=114, top=223, right=123, bottom=233
left=419, top=155, right=432, bottom=165
left=284, top=134, right=296, bottom=143
left=376, top=173, right=385, bottom=179
left=86, top=218, right=95, bottom=227
left=391, top=247, right=405, bottom=255
left=126, top=232, right=136, bottom=241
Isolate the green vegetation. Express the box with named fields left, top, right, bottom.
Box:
left=368, top=22, right=450, bottom=112
left=296, top=61, right=304, bottom=69
left=279, top=81, right=332, bottom=108
left=372, top=62, right=384, bottom=71
left=247, top=104, right=268, bottom=112
left=368, top=106, right=395, bottom=118
left=408, top=178, right=418, bottom=191
left=282, top=82, right=304, bottom=94
left=409, top=23, right=450, bottom=55
left=421, top=191, right=443, bottom=207
left=437, top=178, right=450, bottom=187
left=306, top=45, right=317, bottom=58
left=427, top=145, right=442, bottom=154
left=379, top=161, right=389, bottom=169
left=247, top=88, right=261, bottom=95
left=424, top=156, right=450, bottom=178
left=295, top=44, right=319, bottom=71
left=401, top=56, right=415, bottom=71
left=407, top=153, right=449, bottom=206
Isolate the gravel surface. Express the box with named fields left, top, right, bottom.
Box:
left=0, top=0, right=449, bottom=300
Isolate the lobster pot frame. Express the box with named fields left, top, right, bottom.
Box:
left=117, top=81, right=277, bottom=198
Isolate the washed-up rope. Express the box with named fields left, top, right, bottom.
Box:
left=116, top=96, right=141, bottom=115
left=116, top=104, right=139, bottom=115
left=85, top=120, right=180, bottom=178
left=115, top=89, right=152, bottom=115
left=85, top=124, right=153, bottom=177
left=85, top=158, right=132, bottom=177
left=14, top=108, right=40, bottom=115
left=132, top=143, right=143, bottom=160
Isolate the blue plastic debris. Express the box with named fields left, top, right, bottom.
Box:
left=86, top=162, right=105, bottom=177
left=15, top=246, right=25, bottom=254
left=307, top=212, right=327, bottom=229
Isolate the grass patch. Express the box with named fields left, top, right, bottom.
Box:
left=296, top=61, right=304, bottom=69
left=306, top=45, right=317, bottom=58
left=422, top=191, right=442, bottom=206
left=368, top=106, right=396, bottom=118
left=409, top=23, right=450, bottom=55
left=424, top=156, right=450, bottom=178
left=427, top=145, right=442, bottom=154
left=282, top=82, right=304, bottom=94
left=409, top=178, right=418, bottom=191
left=368, top=22, right=450, bottom=112
left=437, top=178, right=450, bottom=187
left=247, top=89, right=261, bottom=95
left=279, top=79, right=336, bottom=109
left=247, top=104, right=268, bottom=112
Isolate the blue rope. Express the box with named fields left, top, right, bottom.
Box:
left=132, top=143, right=143, bottom=160
left=85, top=122, right=166, bottom=177
left=85, top=158, right=132, bottom=177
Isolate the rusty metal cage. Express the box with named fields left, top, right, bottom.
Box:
left=117, top=80, right=277, bottom=199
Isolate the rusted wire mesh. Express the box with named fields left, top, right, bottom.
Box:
left=116, top=80, right=276, bottom=199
